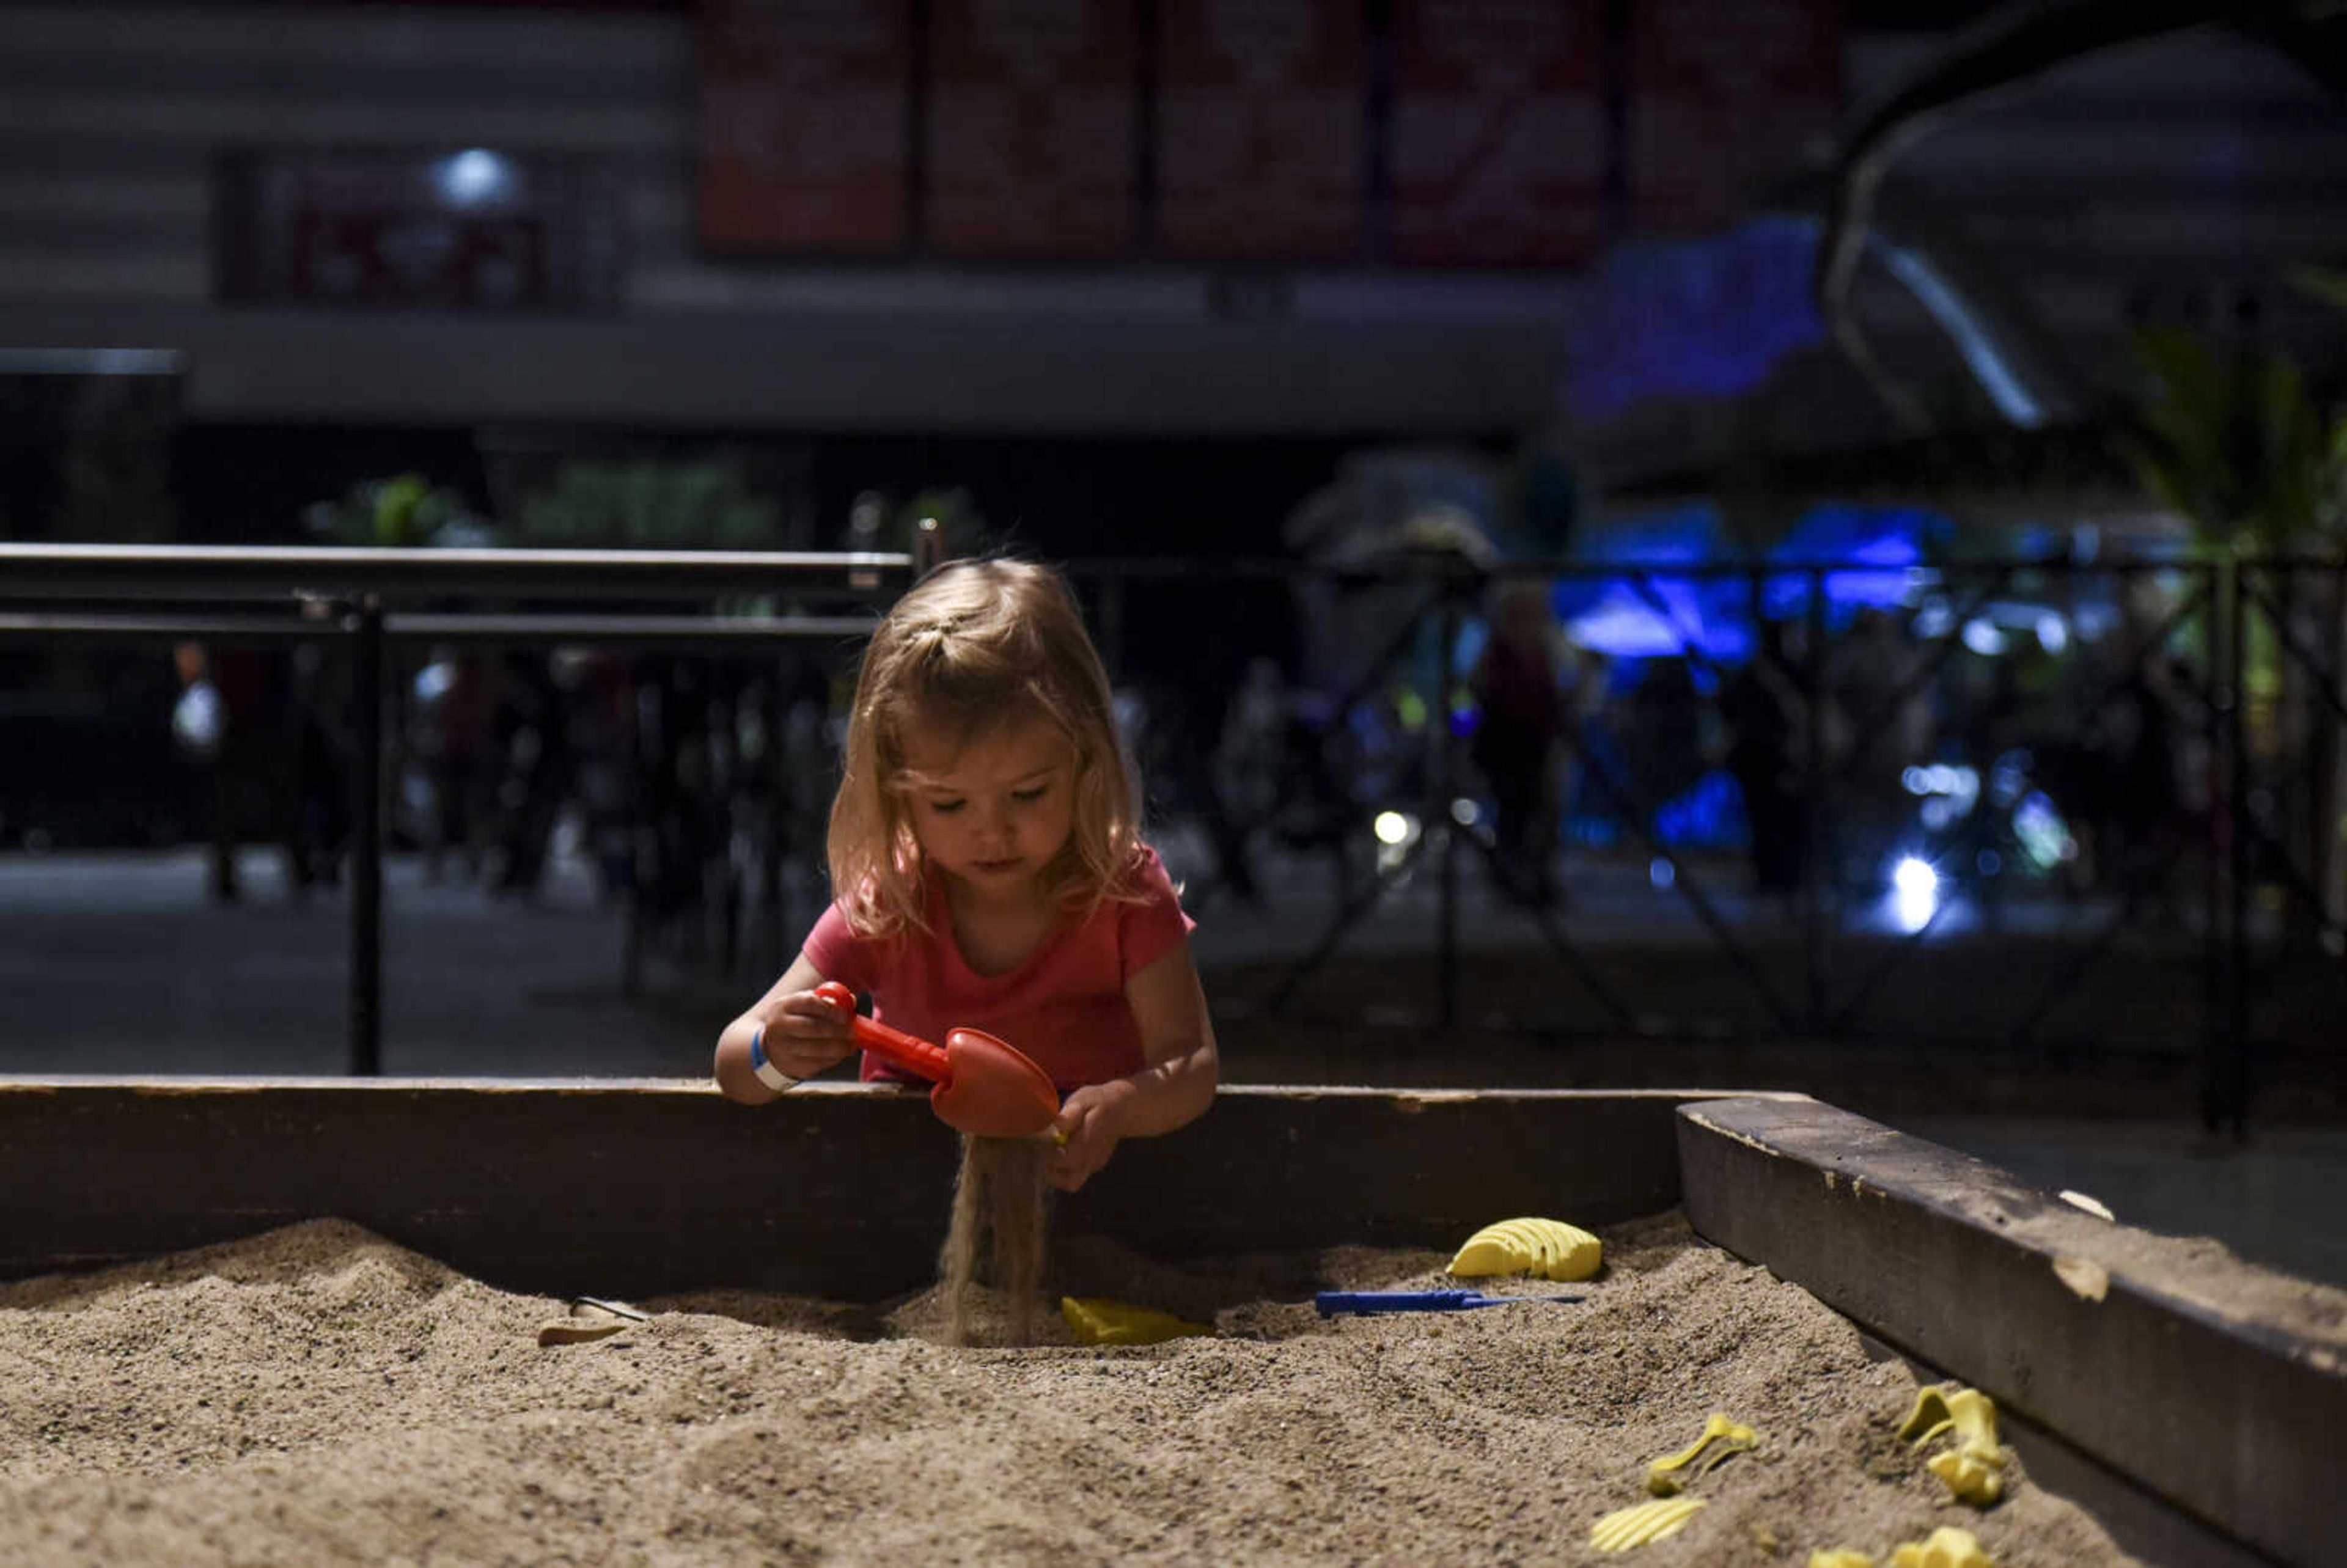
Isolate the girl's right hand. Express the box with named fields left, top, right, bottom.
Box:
left=758, top=986, right=858, bottom=1079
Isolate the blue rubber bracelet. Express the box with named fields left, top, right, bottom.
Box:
left=748, top=1025, right=792, bottom=1091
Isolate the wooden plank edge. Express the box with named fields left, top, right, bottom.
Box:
left=1677, top=1096, right=2345, bottom=1568
left=0, top=1082, right=1786, bottom=1299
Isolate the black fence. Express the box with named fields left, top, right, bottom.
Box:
left=1065, top=552, right=2342, bottom=1132
left=0, top=540, right=928, bottom=1072
left=2, top=543, right=2340, bottom=1129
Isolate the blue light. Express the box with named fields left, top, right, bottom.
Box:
left=1653, top=769, right=1743, bottom=848
left=438, top=148, right=512, bottom=208
left=1553, top=502, right=1953, bottom=681
left=1564, top=218, right=1826, bottom=425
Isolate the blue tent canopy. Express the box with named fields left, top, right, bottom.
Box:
left=1554, top=501, right=1953, bottom=662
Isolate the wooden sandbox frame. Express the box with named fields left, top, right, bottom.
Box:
left=2, top=1080, right=2335, bottom=1567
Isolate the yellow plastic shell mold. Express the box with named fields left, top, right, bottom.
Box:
left=1645, top=1412, right=1759, bottom=1495
left=1058, top=1297, right=1213, bottom=1347
left=1589, top=1495, right=1706, bottom=1552
left=1888, top=1526, right=1994, bottom=1568
left=1447, top=1217, right=1603, bottom=1283
left=1897, top=1384, right=2008, bottom=1506
left=1926, top=1448, right=2005, bottom=1507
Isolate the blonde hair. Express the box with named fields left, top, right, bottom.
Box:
left=828, top=557, right=1144, bottom=936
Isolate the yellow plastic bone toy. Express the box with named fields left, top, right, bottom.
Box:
left=1645, top=1412, right=1759, bottom=1495
left=1588, top=1495, right=1706, bottom=1552
left=1889, top=1525, right=1995, bottom=1568
left=1897, top=1384, right=2008, bottom=1506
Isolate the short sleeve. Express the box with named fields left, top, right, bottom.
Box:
left=799, top=901, right=881, bottom=994
left=1117, top=846, right=1196, bottom=983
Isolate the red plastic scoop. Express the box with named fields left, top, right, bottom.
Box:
left=814, top=981, right=1060, bottom=1139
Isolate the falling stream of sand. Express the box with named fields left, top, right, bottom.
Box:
left=937, top=1134, right=1051, bottom=1346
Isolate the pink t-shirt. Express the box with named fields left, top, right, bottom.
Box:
left=800, top=844, right=1196, bottom=1091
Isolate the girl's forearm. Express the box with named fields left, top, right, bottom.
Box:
left=1108, top=1041, right=1219, bottom=1137
left=712, top=1016, right=784, bottom=1105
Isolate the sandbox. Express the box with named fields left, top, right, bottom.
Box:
left=3, top=1082, right=2338, bottom=1566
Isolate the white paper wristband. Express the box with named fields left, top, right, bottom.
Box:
left=747, top=1026, right=795, bottom=1093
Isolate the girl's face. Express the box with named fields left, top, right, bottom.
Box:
left=897, top=712, right=1079, bottom=899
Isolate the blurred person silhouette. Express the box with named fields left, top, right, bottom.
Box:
left=287, top=643, right=348, bottom=889
left=1829, top=608, right=1930, bottom=884
left=488, top=651, right=573, bottom=896
left=1623, top=654, right=1703, bottom=842
left=172, top=641, right=306, bottom=902
left=2087, top=641, right=2184, bottom=919
left=1196, top=655, right=1298, bottom=908
left=1722, top=620, right=1807, bottom=896
left=563, top=648, right=635, bottom=907
left=1470, top=579, right=1568, bottom=907
left=411, top=647, right=493, bottom=882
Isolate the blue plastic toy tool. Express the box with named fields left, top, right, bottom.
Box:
left=1314, top=1289, right=1584, bottom=1317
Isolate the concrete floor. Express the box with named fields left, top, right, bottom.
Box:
left=4, top=846, right=2342, bottom=1289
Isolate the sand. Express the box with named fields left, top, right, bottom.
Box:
left=0, top=1214, right=2143, bottom=1567
left=937, top=1135, right=1051, bottom=1349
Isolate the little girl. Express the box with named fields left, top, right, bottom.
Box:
left=713, top=557, right=1219, bottom=1193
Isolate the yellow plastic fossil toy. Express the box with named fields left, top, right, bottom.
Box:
left=1645, top=1412, right=1759, bottom=1495
left=1579, top=1411, right=1763, bottom=1551
left=1897, top=1384, right=2010, bottom=1506
left=1446, top=1217, right=1603, bottom=1283
left=1890, top=1525, right=1996, bottom=1567
left=1807, top=1529, right=1994, bottom=1568
left=1057, top=1297, right=1213, bottom=1347
left=1589, top=1495, right=1706, bottom=1552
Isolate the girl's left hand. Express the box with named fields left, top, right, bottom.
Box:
left=1046, top=1082, right=1129, bottom=1193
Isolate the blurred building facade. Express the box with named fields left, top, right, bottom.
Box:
left=0, top=0, right=2337, bottom=467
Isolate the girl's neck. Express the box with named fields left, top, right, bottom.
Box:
left=940, top=868, right=1046, bottom=919
left=938, top=870, right=1057, bottom=977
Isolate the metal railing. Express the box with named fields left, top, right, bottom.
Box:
left=0, top=540, right=930, bottom=1073
left=1065, top=552, right=2340, bottom=1130
left=3, top=541, right=2340, bottom=1128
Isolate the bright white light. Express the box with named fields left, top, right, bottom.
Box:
left=1961, top=620, right=2007, bottom=656
left=1892, top=857, right=1939, bottom=934
left=1373, top=810, right=1414, bottom=846
left=439, top=148, right=511, bottom=208
left=2037, top=612, right=2068, bottom=655
left=172, top=682, right=224, bottom=756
